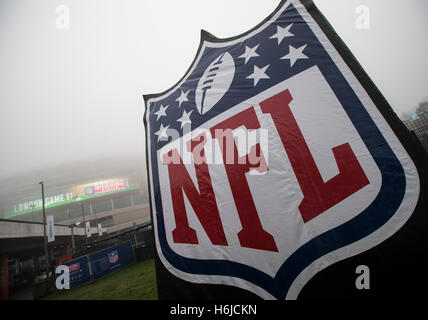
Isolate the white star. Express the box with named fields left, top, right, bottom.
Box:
left=154, top=123, right=170, bottom=142
left=246, top=64, right=270, bottom=87
left=281, top=44, right=308, bottom=67
left=177, top=109, right=193, bottom=129
left=154, top=104, right=168, bottom=121
left=269, top=24, right=294, bottom=45
left=239, top=44, right=260, bottom=64
left=176, top=90, right=189, bottom=108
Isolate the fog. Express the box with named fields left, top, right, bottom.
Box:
left=1, top=0, right=427, bottom=183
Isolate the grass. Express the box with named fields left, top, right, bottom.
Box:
left=44, top=259, right=158, bottom=300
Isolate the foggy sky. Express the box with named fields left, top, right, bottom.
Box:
left=1, top=0, right=427, bottom=181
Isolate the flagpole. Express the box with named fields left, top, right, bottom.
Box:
left=39, top=182, right=50, bottom=279
left=80, top=200, right=88, bottom=246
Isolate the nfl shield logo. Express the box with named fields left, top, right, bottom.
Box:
left=144, top=0, right=422, bottom=299
left=108, top=251, right=119, bottom=264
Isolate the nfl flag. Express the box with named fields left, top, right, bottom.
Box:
left=47, top=215, right=55, bottom=243
left=143, top=0, right=427, bottom=300
left=86, top=221, right=91, bottom=238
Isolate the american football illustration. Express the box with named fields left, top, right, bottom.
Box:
left=195, top=51, right=235, bottom=115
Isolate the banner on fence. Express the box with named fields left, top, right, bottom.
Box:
left=89, top=241, right=135, bottom=281
left=59, top=256, right=91, bottom=288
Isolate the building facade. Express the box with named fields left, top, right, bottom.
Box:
left=401, top=102, right=428, bottom=153
left=0, top=160, right=151, bottom=299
